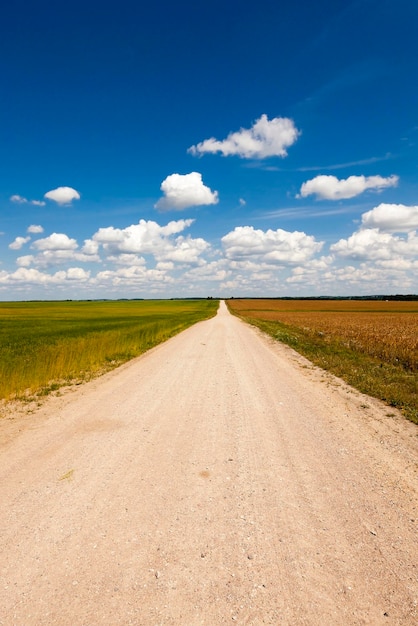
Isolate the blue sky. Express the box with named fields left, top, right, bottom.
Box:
left=1, top=0, right=418, bottom=299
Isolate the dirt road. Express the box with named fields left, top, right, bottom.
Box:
left=0, top=301, right=417, bottom=625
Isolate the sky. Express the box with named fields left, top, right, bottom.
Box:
left=1, top=0, right=418, bottom=300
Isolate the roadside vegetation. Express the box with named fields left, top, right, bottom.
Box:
left=0, top=299, right=218, bottom=402
left=227, top=299, right=418, bottom=424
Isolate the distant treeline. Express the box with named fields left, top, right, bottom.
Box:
left=19, top=294, right=418, bottom=303
left=226, top=295, right=418, bottom=301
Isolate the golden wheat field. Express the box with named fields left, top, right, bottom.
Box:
left=228, top=299, right=418, bottom=371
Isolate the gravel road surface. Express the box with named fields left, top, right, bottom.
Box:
left=0, top=301, right=417, bottom=625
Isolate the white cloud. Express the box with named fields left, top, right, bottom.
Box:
left=17, top=220, right=206, bottom=273
left=331, top=228, right=418, bottom=260
left=0, top=267, right=90, bottom=286
left=10, top=195, right=46, bottom=206
left=44, top=186, right=81, bottom=205
left=81, top=239, right=100, bottom=255
left=156, top=261, right=174, bottom=271
left=3, top=268, right=56, bottom=284
left=9, top=236, right=31, bottom=250
left=377, top=258, right=418, bottom=270
left=161, top=235, right=209, bottom=263
left=361, top=203, right=418, bottom=232
left=188, top=114, right=300, bottom=159
left=155, top=172, right=219, bottom=211
left=65, top=267, right=90, bottom=281
left=229, top=259, right=277, bottom=271
left=16, top=255, right=34, bottom=267
left=20, top=232, right=100, bottom=267
left=320, top=264, right=416, bottom=292
left=331, top=229, right=391, bottom=260
left=93, top=219, right=193, bottom=253
left=184, top=260, right=230, bottom=282
left=222, top=226, right=323, bottom=264
left=28, top=251, right=100, bottom=268
left=107, top=254, right=146, bottom=266
left=32, top=233, right=78, bottom=251
left=94, top=266, right=174, bottom=288
left=92, top=218, right=209, bottom=265
left=4, top=201, right=418, bottom=297
left=286, top=257, right=335, bottom=284
left=330, top=202, right=418, bottom=263
left=27, top=225, right=44, bottom=234
left=299, top=174, right=399, bottom=200
left=31, top=251, right=74, bottom=266
left=10, top=195, right=27, bottom=204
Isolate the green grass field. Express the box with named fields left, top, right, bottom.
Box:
left=0, top=299, right=218, bottom=401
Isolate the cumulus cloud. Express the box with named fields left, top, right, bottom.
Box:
left=0, top=267, right=90, bottom=286
left=65, top=268, right=90, bottom=281
left=188, top=114, right=300, bottom=159
left=94, top=266, right=174, bottom=288
left=319, top=264, right=416, bottom=293
left=10, top=195, right=46, bottom=206
left=287, top=256, right=334, bottom=284
left=27, top=225, right=44, bottom=234
left=222, top=226, right=323, bottom=264
left=93, top=219, right=193, bottom=253
left=18, top=232, right=101, bottom=267
left=107, top=254, right=146, bottom=266
left=44, top=186, right=81, bottom=205
left=0, top=268, right=55, bottom=284
left=16, top=255, right=34, bottom=267
left=10, top=195, right=27, bottom=204
left=92, top=218, right=210, bottom=264
left=361, top=203, right=418, bottom=232
left=155, top=261, right=174, bottom=271
left=161, top=235, right=209, bottom=264
left=299, top=174, right=399, bottom=200
left=331, top=229, right=418, bottom=261
left=184, top=260, right=230, bottom=282
left=377, top=258, right=418, bottom=270
left=155, top=172, right=219, bottom=211
left=32, top=233, right=78, bottom=251
left=5, top=199, right=418, bottom=297
left=329, top=201, right=418, bottom=264
left=9, top=236, right=30, bottom=250
left=81, top=239, right=100, bottom=255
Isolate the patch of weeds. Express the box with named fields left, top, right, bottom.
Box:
left=36, top=382, right=61, bottom=397
left=15, top=393, right=36, bottom=404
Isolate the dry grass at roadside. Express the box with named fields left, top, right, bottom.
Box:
left=228, top=299, right=418, bottom=424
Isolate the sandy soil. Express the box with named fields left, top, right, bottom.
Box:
left=0, top=301, right=417, bottom=625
